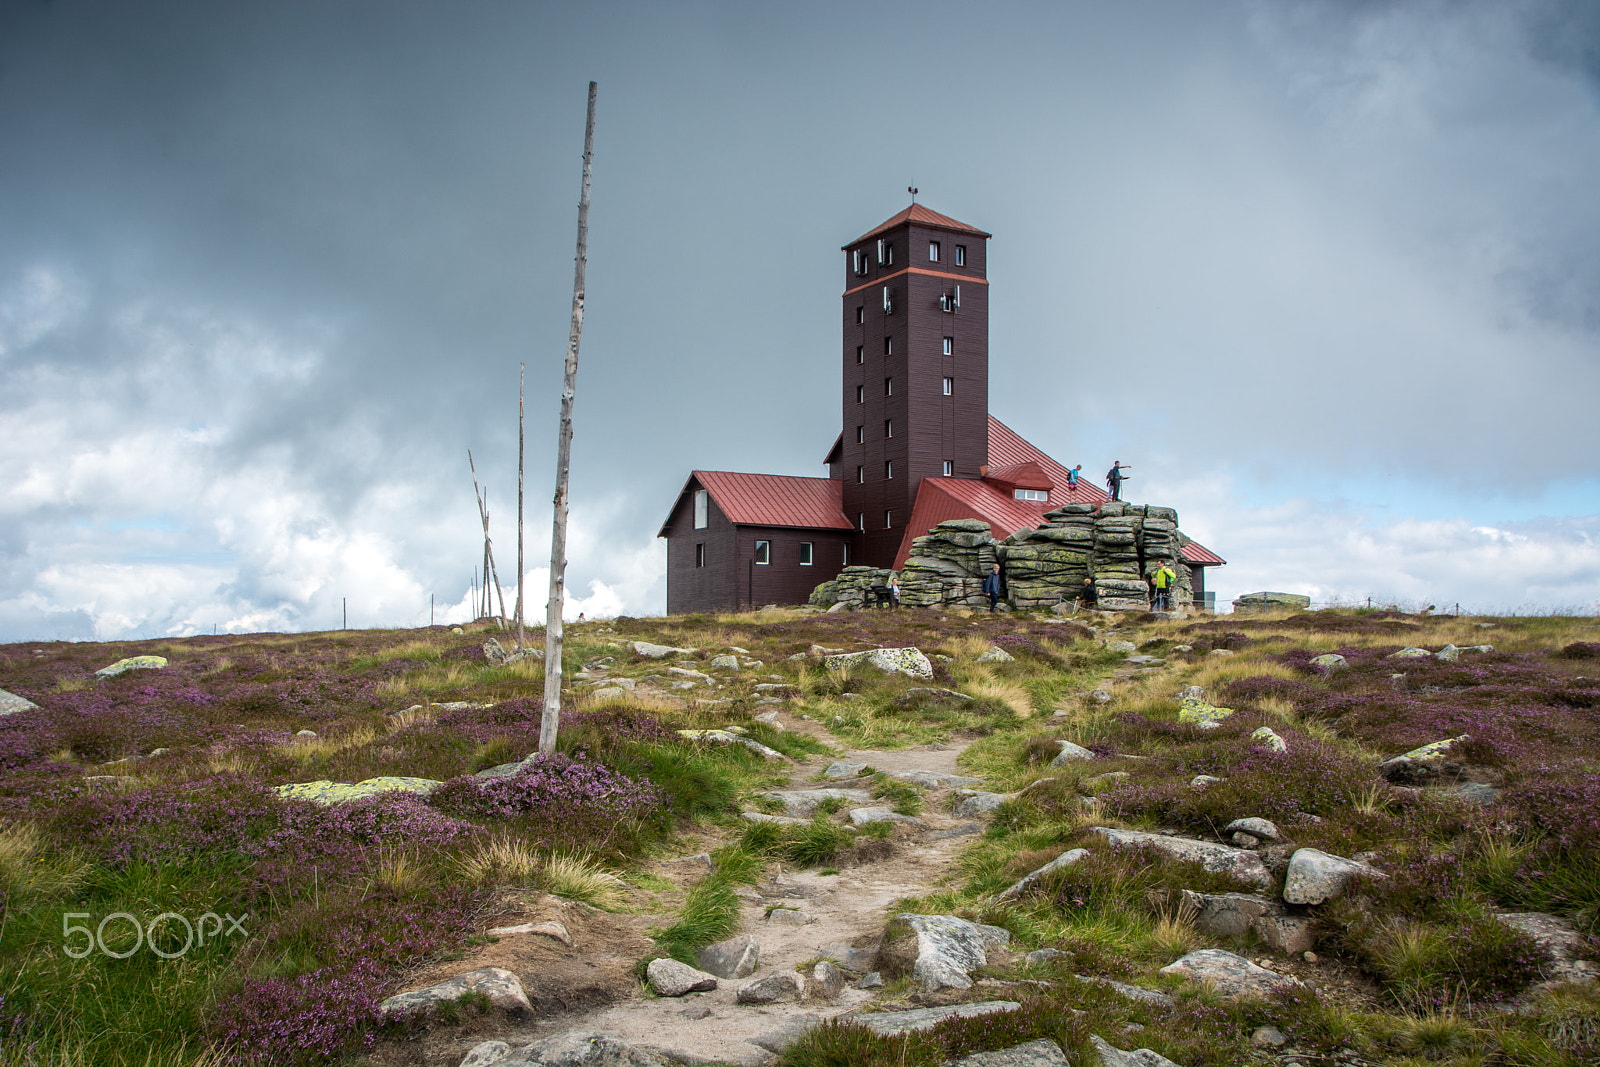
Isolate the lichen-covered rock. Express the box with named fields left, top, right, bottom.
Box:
left=1388, top=646, right=1433, bottom=659
left=496, top=1030, right=665, bottom=1066
left=892, top=913, right=1010, bottom=991
left=1050, top=740, right=1095, bottom=765
left=675, top=729, right=786, bottom=760
left=1088, top=1035, right=1181, bottom=1067
left=93, top=655, right=167, bottom=678
left=1158, top=949, right=1301, bottom=998
left=630, top=640, right=696, bottom=658
left=1283, top=848, right=1383, bottom=904
left=1232, top=592, right=1310, bottom=614
left=952, top=790, right=1013, bottom=818
left=1310, top=653, right=1348, bottom=671
left=823, top=760, right=869, bottom=779
left=1378, top=735, right=1470, bottom=783
left=708, top=654, right=740, bottom=671
left=379, top=966, right=531, bottom=1019
left=952, top=1039, right=1070, bottom=1067
left=274, top=776, right=442, bottom=806
left=1223, top=817, right=1281, bottom=842
left=1250, top=726, right=1287, bottom=751
left=976, top=645, right=1015, bottom=663
left=848, top=807, right=924, bottom=828
left=1178, top=695, right=1235, bottom=728
left=1494, top=912, right=1600, bottom=986
left=990, top=848, right=1089, bottom=905
left=887, top=769, right=982, bottom=789
left=821, top=647, right=933, bottom=679
left=1093, top=827, right=1271, bottom=889
left=1107, top=640, right=1137, bottom=654
left=0, top=688, right=40, bottom=717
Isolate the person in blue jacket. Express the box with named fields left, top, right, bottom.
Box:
left=982, top=563, right=1003, bottom=613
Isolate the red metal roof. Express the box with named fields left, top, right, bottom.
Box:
left=1181, top=541, right=1227, bottom=565
left=847, top=204, right=991, bottom=247
left=985, top=460, right=1054, bottom=490
left=658, top=471, right=854, bottom=537
left=987, top=416, right=1106, bottom=504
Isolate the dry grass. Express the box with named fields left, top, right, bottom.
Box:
left=456, top=835, right=544, bottom=886
left=542, top=853, right=629, bottom=909
left=940, top=634, right=998, bottom=661
left=372, top=850, right=423, bottom=894
left=1181, top=655, right=1299, bottom=693
left=276, top=725, right=378, bottom=765
left=54, top=676, right=90, bottom=693
left=0, top=822, right=87, bottom=906
left=206, top=752, right=257, bottom=776
left=964, top=675, right=1035, bottom=717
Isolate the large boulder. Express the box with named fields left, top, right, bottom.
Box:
left=887, top=913, right=1011, bottom=991
left=821, top=647, right=934, bottom=679
left=488, top=1030, right=664, bottom=1066
left=857, top=1001, right=1022, bottom=1036
left=1158, top=949, right=1301, bottom=998
left=1378, top=735, right=1470, bottom=783
left=93, top=656, right=167, bottom=678
left=1283, top=848, right=1383, bottom=905
left=990, top=848, right=1089, bottom=905
left=1092, top=828, right=1271, bottom=889
left=0, top=688, right=40, bottom=717
left=274, top=776, right=442, bottom=806
left=1231, top=592, right=1310, bottom=614
left=1087, top=1035, right=1182, bottom=1067
left=629, top=640, right=696, bottom=659
left=646, top=958, right=718, bottom=996
left=759, top=788, right=872, bottom=816
left=952, top=1039, right=1070, bottom=1067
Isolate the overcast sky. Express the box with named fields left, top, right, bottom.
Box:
left=1, top=0, right=1597, bottom=640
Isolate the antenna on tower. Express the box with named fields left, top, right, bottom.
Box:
left=908, top=183, right=918, bottom=203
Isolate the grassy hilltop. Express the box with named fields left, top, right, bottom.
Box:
left=1, top=607, right=1598, bottom=1066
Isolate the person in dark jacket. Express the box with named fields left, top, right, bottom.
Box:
left=982, top=563, right=1003, bottom=613
left=1076, top=577, right=1097, bottom=611
left=1106, top=461, right=1131, bottom=502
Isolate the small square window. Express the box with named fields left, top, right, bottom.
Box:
left=942, top=460, right=953, bottom=476
left=856, top=465, right=864, bottom=483
left=884, top=419, right=893, bottom=438
left=856, top=425, right=864, bottom=444
left=955, top=245, right=966, bottom=266
left=754, top=540, right=770, bottom=565
left=856, top=385, right=864, bottom=404
left=884, top=510, right=893, bottom=529
left=856, top=345, right=864, bottom=364
left=929, top=241, right=940, bottom=262
left=695, top=543, right=705, bottom=567
left=885, top=460, right=893, bottom=479
left=856, top=306, right=864, bottom=325
left=883, top=336, right=893, bottom=356
left=943, top=377, right=953, bottom=395
left=693, top=489, right=708, bottom=530
left=942, top=336, right=953, bottom=355
left=799, top=542, right=813, bottom=566
left=884, top=377, right=893, bottom=396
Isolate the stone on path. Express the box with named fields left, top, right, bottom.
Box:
left=735, top=971, right=805, bottom=1004
left=822, top=760, right=868, bottom=779
left=888, top=769, right=983, bottom=789
left=1159, top=949, right=1300, bottom=998
left=953, top=790, right=1014, bottom=818
left=646, top=958, right=718, bottom=996
left=990, top=848, right=1088, bottom=905
left=739, top=811, right=808, bottom=826
left=759, top=788, right=872, bottom=815
left=746, top=1015, right=824, bottom=1054
left=821, top=647, right=934, bottom=679
left=1050, top=740, right=1094, bottom=765
left=696, top=934, right=759, bottom=979
left=895, top=913, right=1011, bottom=991
left=491, top=1030, right=665, bottom=1066
left=1283, top=847, right=1383, bottom=905
left=848, top=807, right=924, bottom=828
left=856, top=1001, right=1022, bottom=1036
left=1107, top=640, right=1137, bottom=654
left=924, top=822, right=985, bottom=842
left=952, top=1038, right=1069, bottom=1067
left=274, top=776, right=442, bottom=806
left=0, top=688, right=39, bottom=716
left=460, top=1041, right=512, bottom=1067
left=1092, top=827, right=1272, bottom=889
left=94, top=655, right=167, bottom=678
left=379, top=966, right=531, bottom=1019
left=1088, top=1035, right=1181, bottom=1067
left=817, top=942, right=877, bottom=973
left=488, top=920, right=572, bottom=946
left=765, top=907, right=815, bottom=926
left=809, top=960, right=847, bottom=998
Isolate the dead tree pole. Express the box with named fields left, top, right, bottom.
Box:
left=516, top=363, right=527, bottom=650
left=538, top=81, right=596, bottom=756
left=468, top=449, right=510, bottom=628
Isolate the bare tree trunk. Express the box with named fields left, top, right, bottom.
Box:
left=516, top=362, right=527, bottom=651
left=538, top=81, right=597, bottom=756
left=468, top=449, right=509, bottom=628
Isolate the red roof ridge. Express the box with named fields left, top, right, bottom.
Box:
left=847, top=203, right=991, bottom=247
left=659, top=470, right=853, bottom=537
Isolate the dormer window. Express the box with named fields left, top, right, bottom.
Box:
left=1014, top=489, right=1049, bottom=502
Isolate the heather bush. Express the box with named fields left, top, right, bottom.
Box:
left=1557, top=642, right=1600, bottom=659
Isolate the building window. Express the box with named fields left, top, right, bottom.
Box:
left=884, top=377, right=893, bottom=396
left=856, top=384, right=864, bottom=403
left=877, top=239, right=893, bottom=265
left=856, top=305, right=864, bottom=325
left=856, top=465, right=864, bottom=483
left=843, top=543, right=850, bottom=566
left=852, top=249, right=867, bottom=276
left=856, top=345, right=864, bottom=364
left=857, top=512, right=865, bottom=531
left=885, top=460, right=893, bottom=479
left=883, top=336, right=892, bottom=356
left=1014, top=489, right=1049, bottom=502
left=799, top=541, right=814, bottom=565
left=885, top=510, right=893, bottom=528
left=943, top=376, right=953, bottom=395
left=942, top=460, right=953, bottom=476
left=942, top=336, right=953, bottom=355
left=955, top=244, right=966, bottom=266
left=928, top=240, right=940, bottom=262
left=884, top=419, right=893, bottom=438
left=693, top=489, right=708, bottom=529
left=856, top=425, right=864, bottom=444
left=754, top=540, right=770, bottom=565
left=695, top=543, right=705, bottom=567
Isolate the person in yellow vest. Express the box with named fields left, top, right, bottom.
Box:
left=1150, top=561, right=1176, bottom=611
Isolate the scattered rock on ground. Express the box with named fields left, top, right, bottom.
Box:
left=1283, top=847, right=1383, bottom=905
left=1158, top=949, right=1300, bottom=998
left=822, top=760, right=869, bottom=779
left=990, top=848, right=1089, bottom=905
left=1494, top=912, right=1600, bottom=986
left=93, top=655, right=167, bottom=678
left=759, top=788, right=872, bottom=815
left=1050, top=740, right=1095, bottom=765
left=953, top=790, right=1014, bottom=818
left=888, top=769, right=982, bottom=788
left=809, top=960, right=847, bottom=999
left=0, top=688, right=39, bottom=716
left=695, top=935, right=760, bottom=979
left=976, top=646, right=1015, bottom=663
left=1250, top=726, right=1287, bottom=751
left=892, top=913, right=1011, bottom=991
left=631, top=641, right=696, bottom=659
left=1177, top=695, right=1235, bottom=729
left=379, top=966, right=530, bottom=1019
left=1107, top=640, right=1137, bottom=654
left=646, top=958, right=718, bottom=997
left=274, top=776, right=442, bottom=806
left=1378, top=735, right=1470, bottom=783
left=821, top=647, right=934, bottom=679
left=735, top=971, right=805, bottom=1004
left=492, top=1030, right=665, bottom=1066
left=848, top=807, right=924, bottom=828
left=856, top=1001, right=1022, bottom=1036
left=951, top=1038, right=1070, bottom=1067
left=1223, top=818, right=1281, bottom=842
left=488, top=920, right=572, bottom=946
left=1077, top=976, right=1175, bottom=1008
left=765, top=907, right=815, bottom=926
left=1388, top=646, right=1433, bottom=659
left=1310, top=653, right=1348, bottom=671
left=1093, top=827, right=1271, bottom=889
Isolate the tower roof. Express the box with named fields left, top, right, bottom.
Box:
left=845, top=204, right=991, bottom=248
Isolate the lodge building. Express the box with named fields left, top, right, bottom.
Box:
left=659, top=204, right=1223, bottom=614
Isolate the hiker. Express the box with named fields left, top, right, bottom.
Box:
left=982, top=563, right=1003, bottom=613
left=1075, top=577, right=1097, bottom=612
left=889, top=575, right=901, bottom=609
left=1150, top=560, right=1176, bottom=611
left=1066, top=464, right=1082, bottom=492
left=1106, top=461, right=1131, bottom=502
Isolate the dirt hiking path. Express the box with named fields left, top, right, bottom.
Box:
left=436, top=729, right=990, bottom=1067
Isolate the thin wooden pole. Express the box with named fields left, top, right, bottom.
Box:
left=469, top=450, right=509, bottom=627
left=516, top=362, right=526, bottom=650
left=538, top=80, right=597, bottom=756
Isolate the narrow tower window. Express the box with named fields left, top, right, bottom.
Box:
left=695, top=543, right=705, bottom=567
left=885, top=510, right=893, bottom=529
left=856, top=385, right=864, bottom=404
left=856, top=345, right=864, bottom=364
left=856, top=425, right=864, bottom=444
left=885, top=460, right=893, bottom=479
left=884, top=377, right=893, bottom=396
left=884, top=419, right=893, bottom=438
left=943, top=377, right=953, bottom=395
left=884, top=336, right=893, bottom=356
left=856, top=306, right=864, bottom=324
left=943, top=337, right=953, bottom=355
left=954, top=245, right=966, bottom=266
left=928, top=241, right=940, bottom=262
left=693, top=489, right=708, bottom=530
left=942, top=460, right=953, bottom=476
left=856, top=465, right=864, bottom=483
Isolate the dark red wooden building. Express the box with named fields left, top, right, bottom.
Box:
left=659, top=204, right=1224, bottom=614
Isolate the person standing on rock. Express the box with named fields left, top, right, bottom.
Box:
left=982, top=563, right=1003, bottom=613
left=1150, top=561, right=1175, bottom=611
left=1066, top=464, right=1082, bottom=492
left=1106, top=461, right=1131, bottom=502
